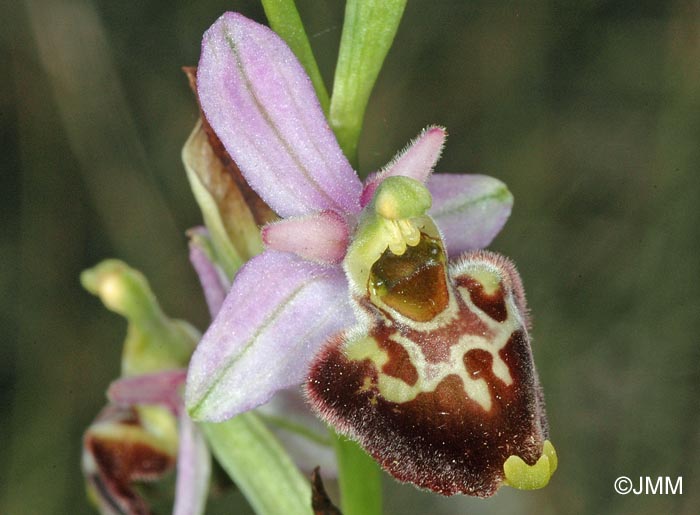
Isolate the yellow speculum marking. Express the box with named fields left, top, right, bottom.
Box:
left=343, top=285, right=519, bottom=411
left=371, top=329, right=513, bottom=410
left=503, top=440, right=558, bottom=490
left=468, top=267, right=502, bottom=295
left=345, top=336, right=389, bottom=367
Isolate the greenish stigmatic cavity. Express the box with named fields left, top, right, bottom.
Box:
left=344, top=177, right=435, bottom=301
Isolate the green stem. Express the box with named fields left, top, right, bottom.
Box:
left=332, top=431, right=383, bottom=515
left=262, top=0, right=330, bottom=114
left=323, top=3, right=406, bottom=513
left=329, top=0, right=407, bottom=166
left=203, top=413, right=312, bottom=515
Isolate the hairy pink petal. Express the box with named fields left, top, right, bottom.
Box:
left=197, top=13, right=361, bottom=218
left=173, top=412, right=211, bottom=515
left=262, top=211, right=349, bottom=264
left=360, top=126, right=446, bottom=207
left=427, top=173, right=513, bottom=255
left=185, top=250, right=355, bottom=422
left=107, top=369, right=187, bottom=414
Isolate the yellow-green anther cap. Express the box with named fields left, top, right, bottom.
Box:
left=372, top=176, right=432, bottom=220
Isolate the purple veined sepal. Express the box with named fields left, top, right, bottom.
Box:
left=307, top=207, right=555, bottom=496
left=197, top=12, right=362, bottom=218
left=185, top=250, right=356, bottom=422
left=187, top=239, right=339, bottom=475
left=427, top=173, right=513, bottom=256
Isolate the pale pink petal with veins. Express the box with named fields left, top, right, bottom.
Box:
left=262, top=211, right=349, bottom=264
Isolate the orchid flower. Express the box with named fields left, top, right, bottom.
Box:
left=83, top=370, right=210, bottom=515
left=81, top=261, right=210, bottom=515
left=185, top=12, right=555, bottom=498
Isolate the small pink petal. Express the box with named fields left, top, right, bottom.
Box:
left=189, top=227, right=230, bottom=317
left=173, top=412, right=211, bottom=515
left=197, top=13, right=361, bottom=218
left=361, top=126, right=446, bottom=206
left=262, top=211, right=349, bottom=264
left=427, top=173, right=513, bottom=255
left=185, top=250, right=355, bottom=422
left=107, top=369, right=187, bottom=414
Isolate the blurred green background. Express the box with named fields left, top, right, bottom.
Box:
left=2, top=1, right=699, bottom=514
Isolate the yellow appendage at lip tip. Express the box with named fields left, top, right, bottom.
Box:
left=503, top=440, right=558, bottom=490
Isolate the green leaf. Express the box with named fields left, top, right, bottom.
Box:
left=203, top=413, right=312, bottom=515
left=262, top=0, right=330, bottom=114
left=329, top=0, right=407, bottom=164
left=332, top=432, right=382, bottom=515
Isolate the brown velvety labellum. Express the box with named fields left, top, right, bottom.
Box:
left=89, top=437, right=174, bottom=482
left=309, top=329, right=545, bottom=496
left=83, top=406, right=176, bottom=515
left=308, top=250, right=549, bottom=497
